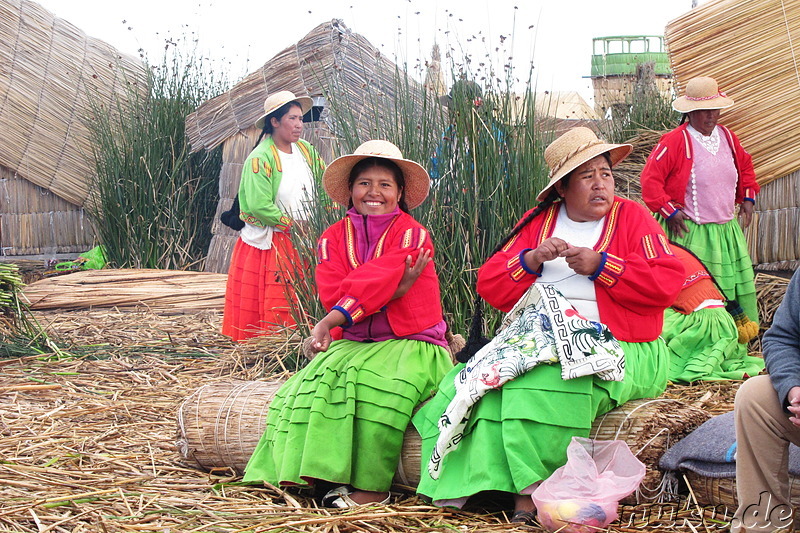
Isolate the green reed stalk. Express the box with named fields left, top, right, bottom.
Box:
left=85, top=40, right=227, bottom=270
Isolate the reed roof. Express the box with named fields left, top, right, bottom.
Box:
left=0, top=0, right=146, bottom=207
left=186, top=19, right=402, bottom=153
left=665, top=0, right=800, bottom=186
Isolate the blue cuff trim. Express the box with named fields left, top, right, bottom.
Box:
left=666, top=208, right=681, bottom=220
left=588, top=252, right=608, bottom=281
left=332, top=305, right=354, bottom=327
left=519, top=249, right=542, bottom=276
left=743, top=197, right=755, bottom=204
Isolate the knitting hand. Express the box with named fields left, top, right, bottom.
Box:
left=561, top=245, right=602, bottom=276
left=525, top=238, right=569, bottom=272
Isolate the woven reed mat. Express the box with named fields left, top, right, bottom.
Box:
left=684, top=471, right=800, bottom=510
left=23, top=269, right=227, bottom=312
left=176, top=379, right=710, bottom=494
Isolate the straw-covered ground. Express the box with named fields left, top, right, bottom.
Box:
left=0, top=305, right=753, bottom=532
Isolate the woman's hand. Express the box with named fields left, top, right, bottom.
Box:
left=739, top=200, right=755, bottom=229
left=666, top=210, right=690, bottom=238
left=310, top=310, right=346, bottom=354
left=560, top=245, right=602, bottom=276
left=393, top=249, right=431, bottom=299
left=524, top=238, right=568, bottom=272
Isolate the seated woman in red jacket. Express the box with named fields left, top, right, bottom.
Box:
left=413, top=127, right=685, bottom=524
left=243, top=140, right=453, bottom=508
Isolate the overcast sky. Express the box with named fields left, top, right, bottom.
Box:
left=34, top=0, right=706, bottom=103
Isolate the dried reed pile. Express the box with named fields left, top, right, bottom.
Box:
left=611, top=129, right=665, bottom=205
left=22, top=269, right=227, bottom=312
left=665, top=0, right=800, bottom=187
left=1, top=272, right=790, bottom=532
left=0, top=305, right=744, bottom=532
left=0, top=0, right=146, bottom=207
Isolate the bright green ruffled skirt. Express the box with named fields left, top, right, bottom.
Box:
left=243, top=339, right=453, bottom=492
left=412, top=339, right=668, bottom=504
left=663, top=307, right=764, bottom=383
left=660, top=218, right=759, bottom=323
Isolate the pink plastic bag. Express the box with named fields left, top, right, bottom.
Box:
left=532, top=437, right=645, bottom=533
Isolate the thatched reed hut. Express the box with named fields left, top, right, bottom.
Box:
left=0, top=0, right=145, bottom=258
left=664, top=0, right=800, bottom=271
left=186, top=19, right=416, bottom=274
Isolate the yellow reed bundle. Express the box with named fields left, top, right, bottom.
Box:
left=665, top=0, right=800, bottom=187
left=0, top=0, right=146, bottom=207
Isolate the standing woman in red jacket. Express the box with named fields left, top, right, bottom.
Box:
left=243, top=140, right=453, bottom=507
left=640, top=76, right=760, bottom=339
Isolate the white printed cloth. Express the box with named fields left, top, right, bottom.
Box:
left=427, top=284, right=625, bottom=478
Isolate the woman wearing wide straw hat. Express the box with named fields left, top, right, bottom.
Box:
left=413, top=127, right=684, bottom=524
left=243, top=140, right=453, bottom=507
left=640, top=76, right=760, bottom=352
left=222, top=90, right=326, bottom=341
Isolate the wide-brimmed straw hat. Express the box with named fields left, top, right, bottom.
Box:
left=322, top=140, right=430, bottom=209
left=672, top=76, right=734, bottom=113
left=254, top=90, right=313, bottom=129
left=537, top=127, right=632, bottom=201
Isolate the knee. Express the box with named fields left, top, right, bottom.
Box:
left=735, top=375, right=781, bottom=425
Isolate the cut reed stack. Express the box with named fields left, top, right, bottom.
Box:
left=0, top=0, right=146, bottom=207
left=665, top=0, right=800, bottom=186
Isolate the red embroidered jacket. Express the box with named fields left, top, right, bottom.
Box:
left=640, top=123, right=759, bottom=219
left=476, top=197, right=685, bottom=343
left=316, top=211, right=444, bottom=337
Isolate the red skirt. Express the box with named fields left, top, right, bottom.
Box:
left=222, top=233, right=301, bottom=341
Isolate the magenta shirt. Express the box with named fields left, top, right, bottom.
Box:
left=340, top=207, right=447, bottom=347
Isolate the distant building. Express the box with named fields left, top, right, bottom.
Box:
left=589, top=35, right=673, bottom=117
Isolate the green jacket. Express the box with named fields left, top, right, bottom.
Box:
left=238, top=136, right=325, bottom=231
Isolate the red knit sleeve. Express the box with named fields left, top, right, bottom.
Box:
left=727, top=128, right=760, bottom=203
left=476, top=209, right=543, bottom=312
left=640, top=132, right=685, bottom=218
left=316, top=216, right=431, bottom=326
left=592, top=204, right=684, bottom=314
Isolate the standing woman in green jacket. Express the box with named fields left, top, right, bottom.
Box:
left=222, top=90, right=326, bottom=341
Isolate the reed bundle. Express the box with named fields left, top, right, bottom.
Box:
left=684, top=471, right=800, bottom=512
left=665, top=0, right=800, bottom=186
left=22, top=269, right=227, bottom=311
left=176, top=379, right=711, bottom=498
left=0, top=0, right=146, bottom=207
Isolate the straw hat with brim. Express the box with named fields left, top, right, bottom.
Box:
left=672, top=76, right=734, bottom=113
left=323, top=140, right=431, bottom=209
left=537, top=127, right=632, bottom=201
left=254, top=90, right=313, bottom=129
